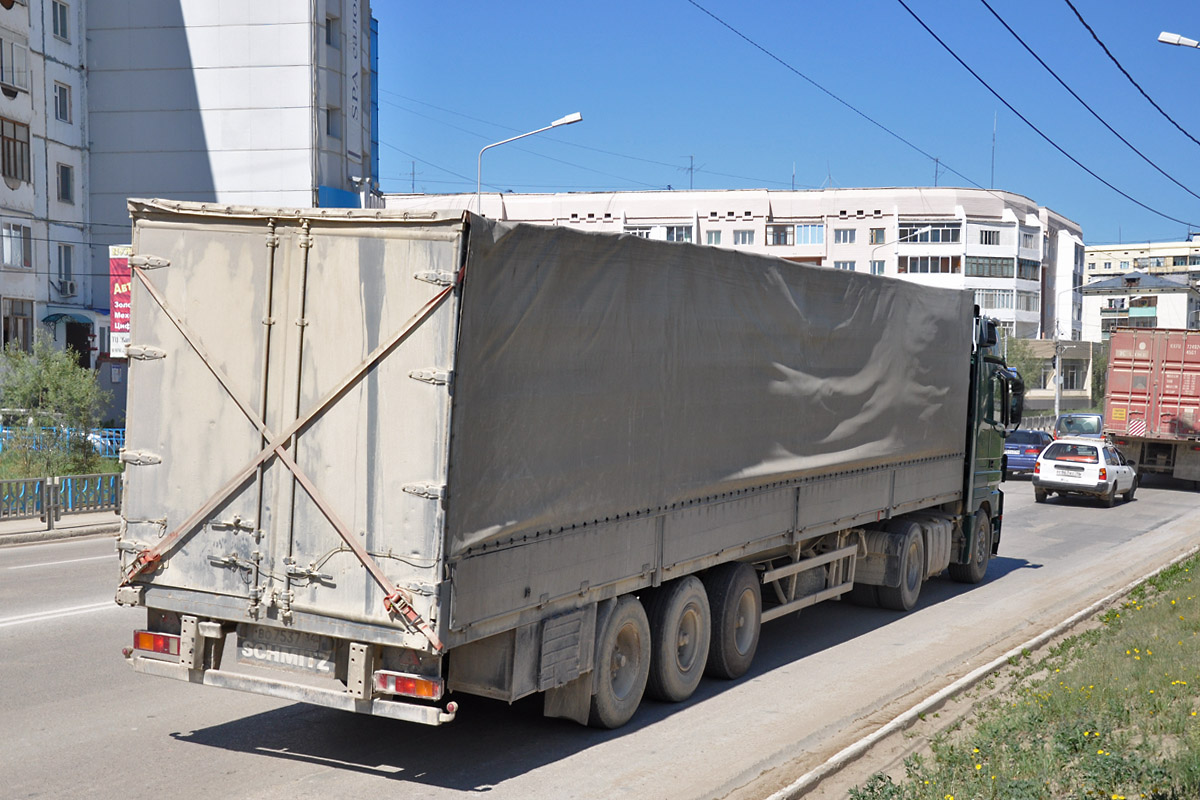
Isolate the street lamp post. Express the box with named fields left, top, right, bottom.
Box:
left=476, top=112, right=583, bottom=216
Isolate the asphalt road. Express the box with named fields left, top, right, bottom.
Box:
left=2, top=476, right=1197, bottom=800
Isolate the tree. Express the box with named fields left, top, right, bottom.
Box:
left=1002, top=334, right=1042, bottom=392
left=0, top=336, right=109, bottom=477
left=1091, top=344, right=1109, bottom=409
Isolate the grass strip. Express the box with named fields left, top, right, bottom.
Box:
left=850, top=555, right=1200, bottom=800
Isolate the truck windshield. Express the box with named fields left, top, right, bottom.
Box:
left=1054, top=414, right=1102, bottom=437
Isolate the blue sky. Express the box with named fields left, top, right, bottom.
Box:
left=374, top=1, right=1200, bottom=246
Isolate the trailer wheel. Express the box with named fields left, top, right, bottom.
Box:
left=877, top=522, right=924, bottom=611
left=645, top=576, right=711, bottom=703
left=588, top=596, right=651, bottom=729
left=949, top=509, right=991, bottom=584
left=704, top=562, right=761, bottom=680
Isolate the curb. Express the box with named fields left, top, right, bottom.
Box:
left=0, top=522, right=121, bottom=547
left=766, top=542, right=1200, bottom=800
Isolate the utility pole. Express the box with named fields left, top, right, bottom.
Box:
left=934, top=158, right=939, bottom=187
left=990, top=112, right=997, bottom=189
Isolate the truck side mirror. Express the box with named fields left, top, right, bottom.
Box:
left=1004, top=369, right=1025, bottom=432
left=981, top=320, right=998, bottom=348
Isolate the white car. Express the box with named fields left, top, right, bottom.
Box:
left=1032, top=436, right=1138, bottom=507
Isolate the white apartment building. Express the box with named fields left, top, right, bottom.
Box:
left=87, top=0, right=378, bottom=295
left=0, top=0, right=89, bottom=361
left=1081, top=271, right=1200, bottom=341
left=385, top=187, right=1084, bottom=340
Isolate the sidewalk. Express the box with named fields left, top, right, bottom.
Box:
left=0, top=509, right=122, bottom=546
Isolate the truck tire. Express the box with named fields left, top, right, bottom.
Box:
left=876, top=522, right=924, bottom=611
left=645, top=576, right=712, bottom=703
left=949, top=509, right=991, bottom=584
left=703, top=562, right=761, bottom=680
left=588, top=596, right=651, bottom=729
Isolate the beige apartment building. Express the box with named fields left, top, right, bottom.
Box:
left=1085, top=235, right=1200, bottom=285
left=385, top=186, right=1085, bottom=340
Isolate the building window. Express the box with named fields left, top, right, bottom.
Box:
left=980, top=229, right=1000, bottom=246
left=1061, top=361, right=1084, bottom=391
left=898, top=222, right=960, bottom=243
left=733, top=230, right=753, bottom=245
left=706, top=230, right=721, bottom=245
left=974, top=288, right=1013, bottom=310
left=964, top=256, right=1015, bottom=278
left=2, top=222, right=31, bottom=268
left=53, top=82, right=71, bottom=122
left=52, top=1, right=69, bottom=41
left=833, top=228, right=855, bottom=244
left=666, top=225, right=692, bottom=243
left=57, top=242, right=73, bottom=281
left=869, top=228, right=885, bottom=245
left=1103, top=261, right=1112, bottom=270
left=870, top=260, right=885, bottom=275
left=833, top=261, right=855, bottom=271
left=1, top=118, right=30, bottom=183
left=1021, top=232, right=1037, bottom=250
left=2, top=298, right=32, bottom=352
left=766, top=225, right=793, bottom=246
left=0, top=34, right=29, bottom=91
left=325, top=107, right=342, bottom=139
left=1017, top=258, right=1040, bottom=281
left=1016, top=290, right=1040, bottom=312
left=795, top=224, right=824, bottom=245
left=57, top=163, right=73, bottom=203
left=624, top=226, right=651, bottom=239
left=898, top=255, right=961, bottom=274
left=325, top=15, right=341, bottom=48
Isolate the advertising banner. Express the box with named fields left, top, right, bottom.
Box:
left=109, top=245, right=131, bottom=358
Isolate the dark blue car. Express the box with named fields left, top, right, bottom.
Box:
left=1005, top=429, right=1053, bottom=476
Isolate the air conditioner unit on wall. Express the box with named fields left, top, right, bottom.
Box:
left=58, top=279, right=76, bottom=297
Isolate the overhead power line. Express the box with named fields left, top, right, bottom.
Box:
left=894, top=0, right=1200, bottom=229
left=683, top=0, right=991, bottom=194
left=977, top=0, right=1200, bottom=204
left=1062, top=0, right=1200, bottom=151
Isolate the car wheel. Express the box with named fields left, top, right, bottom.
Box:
left=1034, top=488, right=1047, bottom=503
left=1123, top=477, right=1137, bottom=503
left=1102, top=482, right=1117, bottom=508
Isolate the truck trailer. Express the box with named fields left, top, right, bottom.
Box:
left=1105, top=328, right=1200, bottom=483
left=115, top=201, right=1024, bottom=728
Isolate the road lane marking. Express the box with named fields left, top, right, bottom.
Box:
left=8, top=555, right=112, bottom=570
left=0, top=602, right=115, bottom=628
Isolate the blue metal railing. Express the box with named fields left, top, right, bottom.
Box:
left=0, top=427, right=125, bottom=458
left=0, top=472, right=121, bottom=528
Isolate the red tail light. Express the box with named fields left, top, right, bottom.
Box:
left=1099, top=468, right=1107, bottom=481
left=1033, top=462, right=1040, bottom=474
left=373, top=670, right=443, bottom=701
left=134, top=630, right=180, bottom=656
left=1024, top=448, right=1039, bottom=455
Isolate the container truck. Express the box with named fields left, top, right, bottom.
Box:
left=115, top=201, right=1025, bottom=729
left=1105, top=328, right=1200, bottom=482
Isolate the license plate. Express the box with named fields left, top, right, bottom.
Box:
left=237, top=624, right=335, bottom=676
left=1055, top=466, right=1083, bottom=475
left=1004, top=449, right=1018, bottom=455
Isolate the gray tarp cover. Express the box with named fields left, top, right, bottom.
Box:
left=446, top=218, right=973, bottom=556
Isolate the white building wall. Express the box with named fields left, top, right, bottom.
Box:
left=385, top=187, right=1080, bottom=340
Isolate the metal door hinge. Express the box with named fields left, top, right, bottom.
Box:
left=120, top=450, right=162, bottom=466
left=129, top=255, right=170, bottom=269
left=409, top=368, right=452, bottom=386
left=414, top=270, right=457, bottom=287
left=403, top=483, right=446, bottom=501
left=125, top=345, right=166, bottom=361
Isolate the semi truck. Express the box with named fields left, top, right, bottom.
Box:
left=115, top=201, right=1024, bottom=729
left=1105, top=328, right=1200, bottom=483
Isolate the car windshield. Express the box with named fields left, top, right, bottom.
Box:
left=1055, top=415, right=1103, bottom=436
left=1043, top=442, right=1099, bottom=464
left=1007, top=431, right=1044, bottom=445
